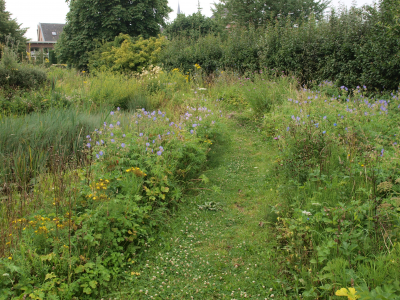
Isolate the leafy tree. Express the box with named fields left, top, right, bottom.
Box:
left=0, top=0, right=27, bottom=54
left=163, top=12, right=224, bottom=40
left=211, top=0, right=330, bottom=28
left=56, top=0, right=172, bottom=70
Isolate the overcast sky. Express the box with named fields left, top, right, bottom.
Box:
left=5, top=0, right=377, bottom=41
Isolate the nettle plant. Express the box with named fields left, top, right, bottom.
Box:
left=267, top=86, right=400, bottom=297
left=0, top=102, right=222, bottom=299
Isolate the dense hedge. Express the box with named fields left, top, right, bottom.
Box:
left=160, top=4, right=400, bottom=91
left=0, top=65, right=47, bottom=89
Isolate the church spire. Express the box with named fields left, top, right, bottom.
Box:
left=177, top=2, right=181, bottom=15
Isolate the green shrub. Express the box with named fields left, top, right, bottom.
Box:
left=88, top=34, right=167, bottom=74
left=159, top=34, right=224, bottom=75
left=0, top=65, right=47, bottom=90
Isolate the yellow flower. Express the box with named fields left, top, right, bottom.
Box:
left=335, top=288, right=360, bottom=300
left=131, top=271, right=140, bottom=276
left=8, top=257, right=12, bottom=260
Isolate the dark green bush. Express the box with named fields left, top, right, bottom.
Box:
left=0, top=65, right=47, bottom=90
left=160, top=34, right=224, bottom=74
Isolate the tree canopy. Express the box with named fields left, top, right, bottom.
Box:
left=0, top=0, right=27, bottom=54
left=211, top=0, right=330, bottom=28
left=163, top=12, right=224, bottom=40
left=56, top=0, right=172, bottom=70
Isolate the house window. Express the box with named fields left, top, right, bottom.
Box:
left=52, top=32, right=57, bottom=36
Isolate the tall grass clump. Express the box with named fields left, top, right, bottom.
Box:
left=0, top=108, right=105, bottom=186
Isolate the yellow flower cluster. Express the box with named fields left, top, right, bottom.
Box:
left=87, top=179, right=110, bottom=200
left=93, top=179, right=109, bottom=190
left=37, top=226, right=49, bottom=234
left=131, top=271, right=141, bottom=276
left=126, top=167, right=147, bottom=177
left=194, top=63, right=201, bottom=69
left=26, top=215, right=72, bottom=235
left=203, top=139, right=213, bottom=145
left=12, top=218, right=27, bottom=224
left=335, top=288, right=360, bottom=300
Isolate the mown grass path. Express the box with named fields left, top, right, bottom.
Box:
left=120, top=116, right=283, bottom=299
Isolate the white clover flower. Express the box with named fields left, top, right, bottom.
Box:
left=302, top=210, right=312, bottom=216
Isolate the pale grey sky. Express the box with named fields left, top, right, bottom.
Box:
left=5, top=0, right=377, bottom=41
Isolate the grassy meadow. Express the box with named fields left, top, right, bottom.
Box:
left=1, top=12, right=400, bottom=299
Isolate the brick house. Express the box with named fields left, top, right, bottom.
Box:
left=26, top=23, right=66, bottom=56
